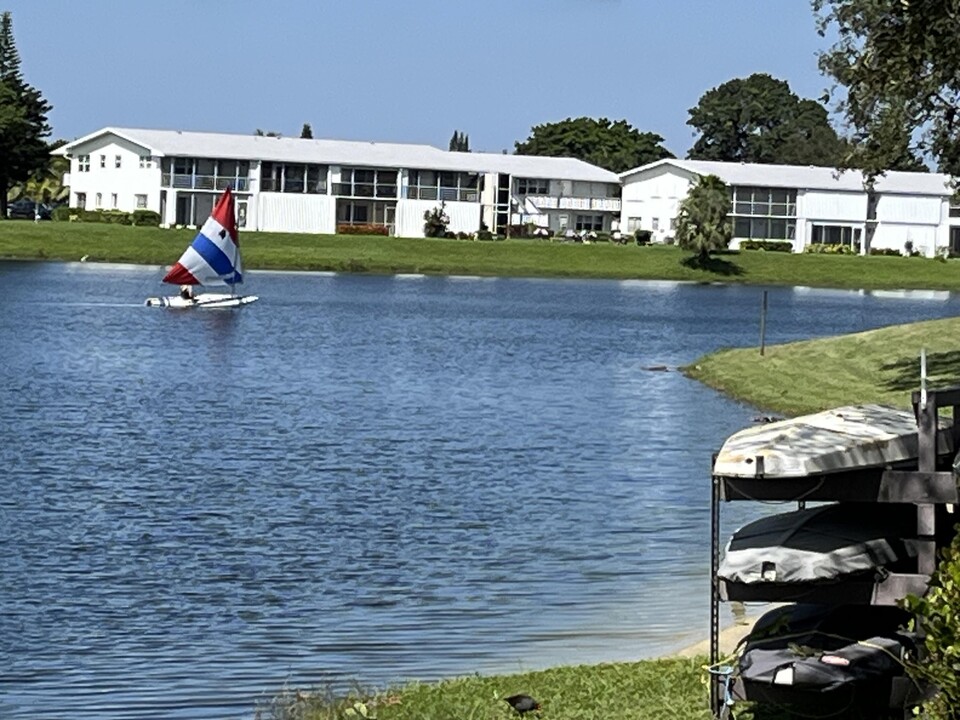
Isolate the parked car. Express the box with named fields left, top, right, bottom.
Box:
left=7, top=198, right=52, bottom=220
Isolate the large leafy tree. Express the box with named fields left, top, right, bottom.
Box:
left=0, top=11, right=52, bottom=217
left=814, top=0, right=958, bottom=178
left=514, top=117, right=673, bottom=173
left=674, top=174, right=732, bottom=261
left=687, top=73, right=845, bottom=166
left=11, top=139, right=69, bottom=205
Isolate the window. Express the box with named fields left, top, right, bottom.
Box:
left=95, top=193, right=102, bottom=208
left=75, top=192, right=86, bottom=209
left=139, top=155, right=151, bottom=168
left=950, top=204, right=960, bottom=218
left=730, top=186, right=798, bottom=240
left=517, top=178, right=549, bottom=195
left=135, top=194, right=147, bottom=208
left=78, top=155, right=90, bottom=172
left=115, top=155, right=122, bottom=169
left=652, top=217, right=660, bottom=231
left=100, top=155, right=106, bottom=169
left=670, top=217, right=677, bottom=230
left=626, top=217, right=642, bottom=232
left=338, top=167, right=397, bottom=199
left=574, top=214, right=603, bottom=231
left=406, top=169, right=479, bottom=202
left=111, top=193, right=118, bottom=208
left=812, top=224, right=860, bottom=248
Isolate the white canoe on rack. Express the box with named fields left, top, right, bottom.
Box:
left=713, top=404, right=953, bottom=479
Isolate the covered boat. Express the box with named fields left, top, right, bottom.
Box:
left=737, top=603, right=918, bottom=715
left=719, top=502, right=917, bottom=586
left=713, top=405, right=952, bottom=480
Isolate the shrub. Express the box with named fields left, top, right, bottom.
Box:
left=901, top=527, right=960, bottom=718
left=456, top=231, right=470, bottom=240
left=476, top=229, right=493, bottom=241
left=337, top=223, right=389, bottom=236
left=869, top=247, right=903, bottom=257
left=51, top=206, right=74, bottom=221
left=131, top=210, right=161, bottom=227
left=740, top=240, right=793, bottom=252
left=423, top=203, right=449, bottom=238
left=803, top=243, right=855, bottom=255
left=99, top=210, right=132, bottom=225
left=634, top=229, right=653, bottom=246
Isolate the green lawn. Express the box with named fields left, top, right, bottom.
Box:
left=266, top=658, right=724, bottom=720
left=3, top=220, right=960, bottom=289
left=684, top=315, right=960, bottom=416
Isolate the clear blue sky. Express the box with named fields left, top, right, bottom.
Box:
left=6, top=0, right=836, bottom=157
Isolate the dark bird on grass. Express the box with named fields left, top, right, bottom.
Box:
left=504, top=694, right=541, bottom=715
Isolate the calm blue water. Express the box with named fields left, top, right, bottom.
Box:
left=2, top=261, right=957, bottom=720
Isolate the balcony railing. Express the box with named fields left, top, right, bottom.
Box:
left=260, top=178, right=327, bottom=194
left=162, top=173, right=249, bottom=191
left=524, top=195, right=621, bottom=212
left=405, top=187, right=479, bottom=202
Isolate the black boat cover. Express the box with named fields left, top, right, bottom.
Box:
left=738, top=604, right=917, bottom=713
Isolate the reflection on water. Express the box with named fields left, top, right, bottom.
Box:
left=2, top=261, right=958, bottom=719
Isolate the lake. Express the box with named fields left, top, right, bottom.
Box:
left=2, top=261, right=957, bottom=719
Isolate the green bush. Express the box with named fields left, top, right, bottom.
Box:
left=476, top=229, right=493, bottom=241
left=803, top=243, right=856, bottom=255
left=51, top=206, right=74, bottom=221
left=869, top=247, right=903, bottom=257
left=131, top=210, right=161, bottom=227
left=101, top=210, right=132, bottom=225
left=423, top=204, right=449, bottom=238
left=635, top=229, right=653, bottom=245
left=901, top=526, right=960, bottom=718
left=740, top=240, right=793, bottom=252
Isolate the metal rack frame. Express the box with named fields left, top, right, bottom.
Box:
left=708, top=386, right=960, bottom=717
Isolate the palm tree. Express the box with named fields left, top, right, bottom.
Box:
left=674, top=174, right=732, bottom=262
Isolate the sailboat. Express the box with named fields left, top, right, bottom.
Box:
left=145, top=187, right=259, bottom=308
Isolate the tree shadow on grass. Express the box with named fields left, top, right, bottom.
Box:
left=880, top=350, right=960, bottom=393
left=681, top=254, right=745, bottom=276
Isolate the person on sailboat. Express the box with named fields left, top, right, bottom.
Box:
left=179, top=285, right=195, bottom=301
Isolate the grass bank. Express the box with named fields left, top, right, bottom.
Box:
left=264, top=658, right=741, bottom=720
left=3, top=221, right=960, bottom=289
left=684, top=315, right=960, bottom=416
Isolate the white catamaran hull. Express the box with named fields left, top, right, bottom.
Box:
left=145, top=293, right=259, bottom=309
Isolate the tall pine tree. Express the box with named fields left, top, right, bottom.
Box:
left=448, top=130, right=469, bottom=152
left=0, top=12, right=51, bottom=217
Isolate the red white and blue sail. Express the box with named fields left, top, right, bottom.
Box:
left=163, top=187, right=243, bottom=286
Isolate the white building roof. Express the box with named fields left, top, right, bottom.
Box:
left=55, top=127, right=619, bottom=184
left=620, top=158, right=954, bottom=197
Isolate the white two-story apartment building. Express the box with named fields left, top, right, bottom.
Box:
left=53, top=127, right=622, bottom=238
left=619, top=159, right=960, bottom=257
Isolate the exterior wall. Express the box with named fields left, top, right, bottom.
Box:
left=395, top=199, right=480, bottom=237
left=65, top=136, right=162, bottom=213
left=257, top=193, right=336, bottom=233
left=798, top=190, right=867, bottom=222
left=619, top=166, right=692, bottom=243
left=866, top=194, right=944, bottom=256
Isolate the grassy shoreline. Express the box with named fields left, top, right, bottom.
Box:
left=4, top=221, right=960, bottom=290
